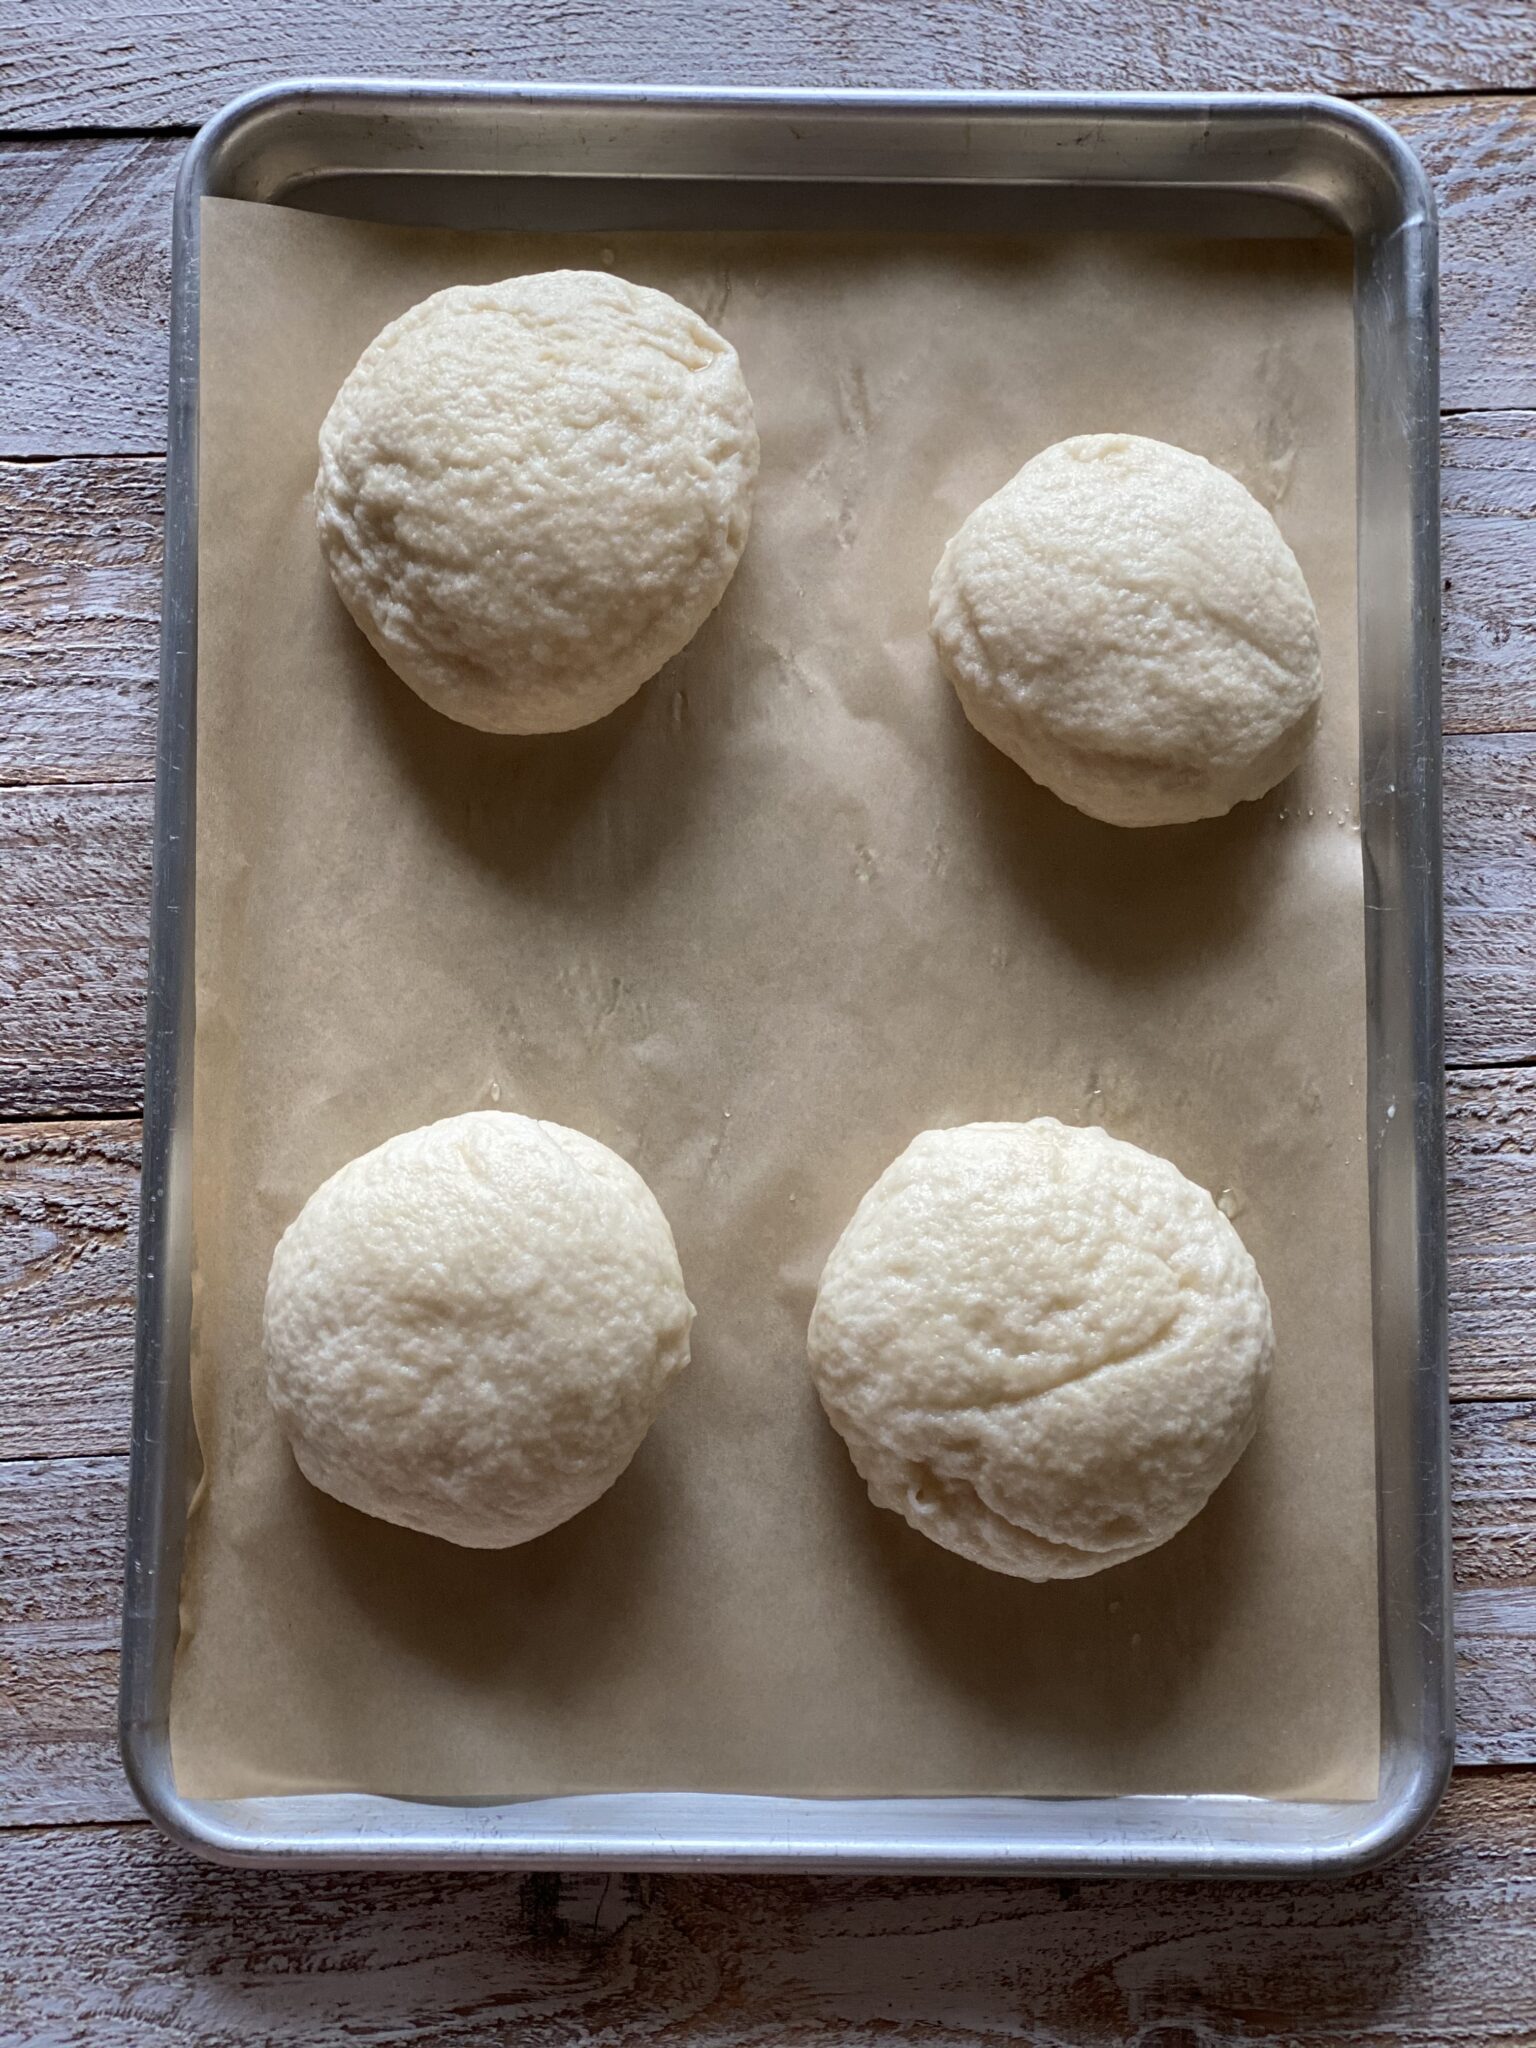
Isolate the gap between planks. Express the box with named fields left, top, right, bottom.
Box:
left=4, top=80, right=1536, bottom=151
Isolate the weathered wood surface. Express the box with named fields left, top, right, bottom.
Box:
left=2, top=1773, right=1535, bottom=2046
left=0, top=138, right=175, bottom=458
left=2, top=19, right=1535, bottom=2032
left=0, top=458, right=162, bottom=787
left=0, top=782, right=151, bottom=1119
left=0, top=1123, right=138, bottom=1459
left=1443, top=412, right=1536, bottom=737
left=1449, top=1069, right=1536, bottom=1401
left=0, top=1455, right=136, bottom=1826
left=1444, top=733, right=1536, bottom=1069
left=4, top=1, right=1536, bottom=130
left=1383, top=96, right=1536, bottom=414
left=4, top=100, right=1536, bottom=456
left=1453, top=1402, right=1536, bottom=1769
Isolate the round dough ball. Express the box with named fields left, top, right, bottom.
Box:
left=807, top=1120, right=1273, bottom=1579
left=929, top=433, right=1322, bottom=827
left=316, top=270, right=759, bottom=733
left=263, top=1112, right=693, bottom=1548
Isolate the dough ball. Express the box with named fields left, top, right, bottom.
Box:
left=807, top=1120, right=1273, bottom=1579
left=263, top=1112, right=693, bottom=1547
left=929, top=433, right=1322, bottom=827
left=316, top=270, right=759, bottom=733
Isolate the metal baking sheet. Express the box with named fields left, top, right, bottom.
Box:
left=121, top=82, right=1449, bottom=1874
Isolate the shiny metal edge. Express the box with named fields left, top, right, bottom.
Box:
left=121, top=83, right=1448, bottom=1875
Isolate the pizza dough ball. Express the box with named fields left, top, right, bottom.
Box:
left=929, top=434, right=1322, bottom=827
left=807, top=1120, right=1273, bottom=1579
left=316, top=270, right=759, bottom=733
left=263, top=1112, right=693, bottom=1548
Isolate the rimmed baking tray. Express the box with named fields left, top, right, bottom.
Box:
left=121, top=82, right=1448, bottom=1874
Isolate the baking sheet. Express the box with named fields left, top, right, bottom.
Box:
left=174, top=195, right=1377, bottom=1801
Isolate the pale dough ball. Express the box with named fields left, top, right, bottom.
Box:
left=316, top=270, right=759, bottom=733
left=807, top=1120, right=1273, bottom=1579
left=263, top=1112, right=693, bottom=1547
left=929, top=434, right=1322, bottom=827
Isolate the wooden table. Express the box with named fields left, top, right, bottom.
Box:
left=4, top=6, right=1536, bottom=2039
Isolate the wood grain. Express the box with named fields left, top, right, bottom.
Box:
left=5, top=100, right=1536, bottom=457
left=1444, top=732, right=1536, bottom=1069
left=0, top=1122, right=137, bottom=1459
left=1453, top=1403, right=1536, bottom=1767
left=2, top=1398, right=1533, bottom=1825
left=1443, top=412, right=1536, bottom=737
left=4, top=1, right=1536, bottom=131
left=1447, top=1068, right=1536, bottom=1401
left=0, top=1773, right=1532, bottom=2044
left=0, top=458, right=162, bottom=787
left=0, top=136, right=176, bottom=459
left=1379, top=95, right=1536, bottom=413
left=1454, top=1590, right=1536, bottom=1771
left=0, top=782, right=151, bottom=1120
left=0, top=1455, right=135, bottom=1826
left=1453, top=1403, right=1536, bottom=1589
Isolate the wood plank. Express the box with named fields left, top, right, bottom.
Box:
left=0, top=453, right=162, bottom=786
left=0, top=1122, right=137, bottom=1460
left=1443, top=411, right=1536, bottom=737
left=1447, top=1068, right=1536, bottom=1402
left=1455, top=1588, right=1536, bottom=1770
left=0, top=781, right=151, bottom=1120
left=1453, top=1402, right=1536, bottom=1767
left=0, top=137, right=176, bottom=459
left=5, top=2, right=1536, bottom=131
left=0, top=1455, right=136, bottom=1826
left=0, top=458, right=162, bottom=787
left=1444, top=731, right=1536, bottom=1068
left=3, top=1400, right=1532, bottom=1825
left=1377, top=95, right=1536, bottom=413
left=1453, top=1402, right=1536, bottom=1591
left=4, top=102, right=1536, bottom=457
left=0, top=1773, right=1533, bottom=2044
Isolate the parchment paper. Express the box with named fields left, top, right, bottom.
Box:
left=174, top=195, right=1378, bottom=1800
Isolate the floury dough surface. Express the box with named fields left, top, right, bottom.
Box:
left=929, top=434, right=1323, bottom=827
left=808, top=1120, right=1274, bottom=1580
left=316, top=270, right=758, bottom=733
left=263, top=1113, right=693, bottom=1549
left=178, top=199, right=1378, bottom=1803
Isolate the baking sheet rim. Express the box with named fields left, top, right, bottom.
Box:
left=119, top=80, right=1450, bottom=1875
